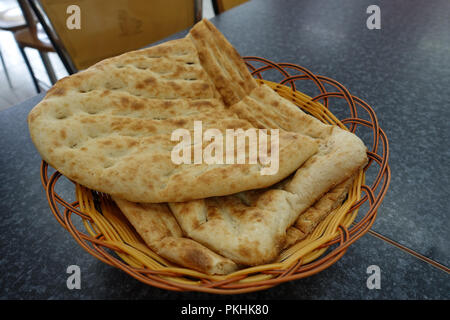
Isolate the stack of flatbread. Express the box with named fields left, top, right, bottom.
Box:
left=28, top=19, right=367, bottom=275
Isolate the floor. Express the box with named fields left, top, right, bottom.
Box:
left=0, top=0, right=215, bottom=112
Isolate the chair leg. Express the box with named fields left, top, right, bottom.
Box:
left=18, top=45, right=41, bottom=93
left=39, top=51, right=57, bottom=85
left=0, top=47, right=13, bottom=89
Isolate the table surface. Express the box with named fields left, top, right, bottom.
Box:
left=1, top=0, right=449, bottom=299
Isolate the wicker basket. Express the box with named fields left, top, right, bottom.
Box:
left=40, top=57, right=390, bottom=294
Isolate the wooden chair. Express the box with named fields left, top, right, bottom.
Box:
left=13, top=0, right=58, bottom=93
left=212, top=0, right=248, bottom=15
left=29, top=0, right=203, bottom=74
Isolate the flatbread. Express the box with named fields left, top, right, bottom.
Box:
left=29, top=18, right=368, bottom=273
left=112, top=20, right=366, bottom=270
left=284, top=178, right=353, bottom=248
left=188, top=19, right=257, bottom=106
left=112, top=197, right=238, bottom=275
left=28, top=31, right=319, bottom=203
left=166, top=85, right=367, bottom=266
left=114, top=83, right=366, bottom=269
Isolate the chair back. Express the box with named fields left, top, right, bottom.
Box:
left=30, top=0, right=202, bottom=73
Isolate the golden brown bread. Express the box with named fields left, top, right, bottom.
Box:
left=169, top=188, right=299, bottom=265
left=284, top=178, right=354, bottom=248
left=113, top=197, right=238, bottom=275
left=145, top=22, right=367, bottom=269
left=28, top=31, right=319, bottom=203
left=112, top=80, right=366, bottom=269
left=166, top=86, right=367, bottom=266
left=188, top=19, right=257, bottom=106
left=29, top=18, right=368, bottom=273
left=229, top=85, right=332, bottom=138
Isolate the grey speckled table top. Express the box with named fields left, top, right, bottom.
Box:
left=0, top=0, right=449, bottom=299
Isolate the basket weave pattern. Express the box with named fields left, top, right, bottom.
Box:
left=40, top=57, right=390, bottom=294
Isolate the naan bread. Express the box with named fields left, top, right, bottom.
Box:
left=166, top=87, right=366, bottom=266
left=28, top=30, right=318, bottom=203
left=112, top=197, right=238, bottom=275
left=188, top=19, right=257, bottom=106
left=29, top=18, right=368, bottom=273
left=112, top=20, right=366, bottom=271
left=284, top=178, right=353, bottom=248
left=115, top=84, right=366, bottom=268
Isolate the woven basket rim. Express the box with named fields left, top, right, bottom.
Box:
left=40, top=57, right=391, bottom=294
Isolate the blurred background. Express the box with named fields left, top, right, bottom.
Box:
left=0, top=0, right=248, bottom=111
